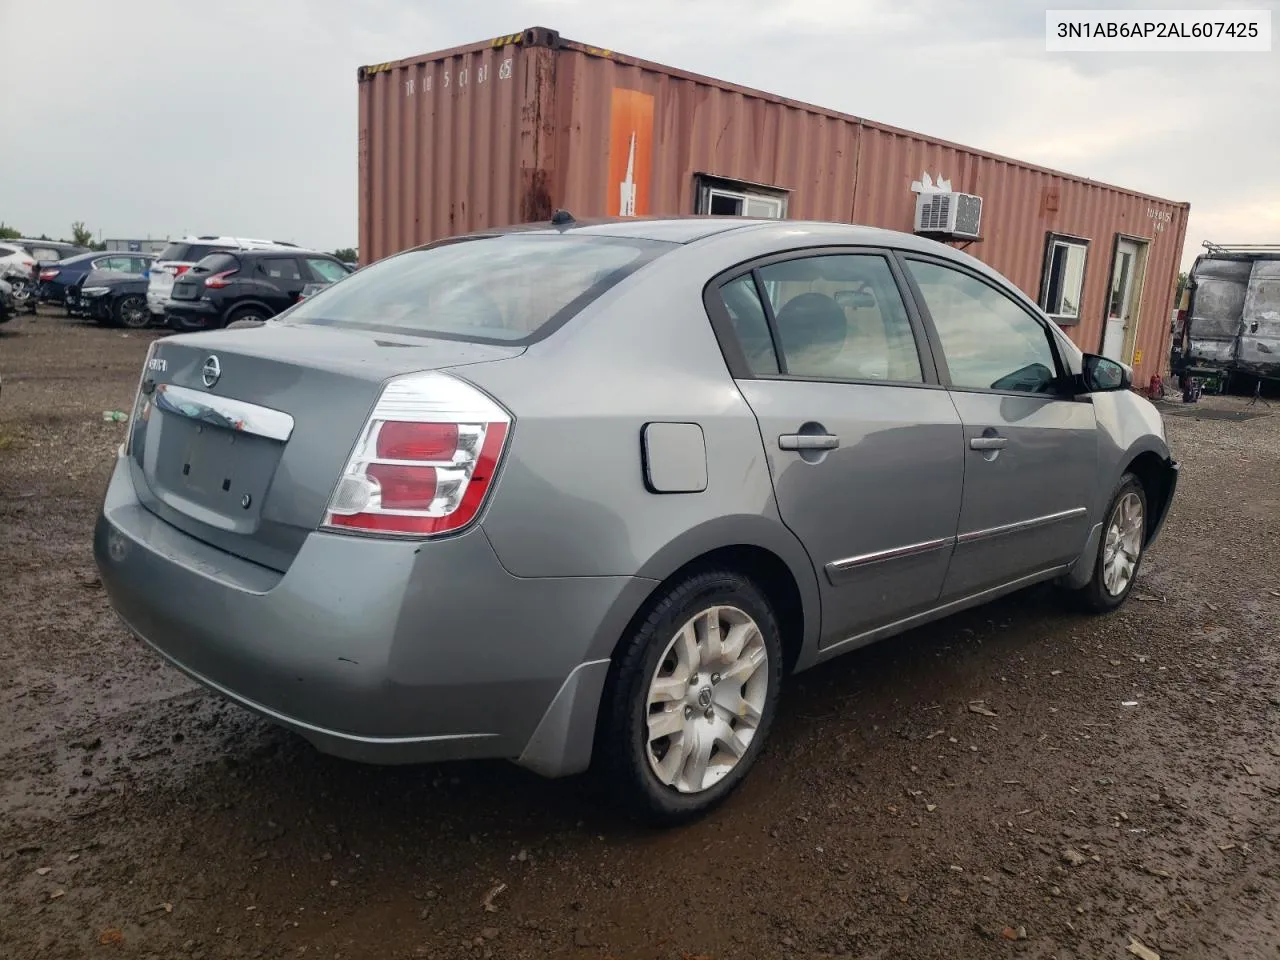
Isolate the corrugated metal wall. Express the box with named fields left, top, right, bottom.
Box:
left=851, top=124, right=1188, bottom=382
left=357, top=32, right=555, bottom=264
left=549, top=48, right=859, bottom=223
left=358, top=30, right=1188, bottom=381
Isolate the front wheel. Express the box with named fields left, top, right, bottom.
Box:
left=1072, top=474, right=1147, bottom=613
left=597, top=569, right=784, bottom=825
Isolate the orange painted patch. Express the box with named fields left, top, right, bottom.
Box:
left=607, top=88, right=654, bottom=217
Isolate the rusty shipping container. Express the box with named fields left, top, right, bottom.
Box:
left=358, top=27, right=1189, bottom=382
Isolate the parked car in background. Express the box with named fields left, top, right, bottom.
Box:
left=38, top=252, right=154, bottom=309
left=10, top=239, right=90, bottom=262
left=95, top=218, right=1179, bottom=824
left=164, top=249, right=351, bottom=331
left=0, top=241, right=37, bottom=275
left=0, top=274, right=14, bottom=324
left=0, top=243, right=38, bottom=313
left=147, top=237, right=301, bottom=319
left=77, top=274, right=152, bottom=328
left=64, top=254, right=157, bottom=317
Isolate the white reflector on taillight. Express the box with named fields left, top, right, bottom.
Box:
left=322, top=371, right=511, bottom=537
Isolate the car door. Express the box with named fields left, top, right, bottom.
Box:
left=706, top=248, right=965, bottom=650
left=899, top=254, right=1098, bottom=599
left=255, top=256, right=305, bottom=312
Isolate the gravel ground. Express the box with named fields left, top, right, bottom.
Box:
left=2, top=309, right=1279, bottom=960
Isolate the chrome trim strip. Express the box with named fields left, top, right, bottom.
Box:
left=153, top=383, right=294, bottom=443
left=819, top=564, right=1070, bottom=659
left=955, top=507, right=1087, bottom=545
left=827, top=536, right=955, bottom=576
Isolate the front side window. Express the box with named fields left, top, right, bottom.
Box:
left=1041, top=234, right=1088, bottom=321
left=755, top=254, right=923, bottom=382
left=283, top=234, right=673, bottom=343
left=306, top=258, right=350, bottom=283
left=907, top=259, right=1060, bottom=394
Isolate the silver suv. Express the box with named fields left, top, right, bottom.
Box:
left=95, top=218, right=1178, bottom=823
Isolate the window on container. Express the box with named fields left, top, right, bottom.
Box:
left=281, top=234, right=675, bottom=344
left=1040, top=234, right=1089, bottom=322
left=695, top=175, right=787, bottom=220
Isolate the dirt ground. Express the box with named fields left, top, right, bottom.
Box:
left=2, top=308, right=1279, bottom=960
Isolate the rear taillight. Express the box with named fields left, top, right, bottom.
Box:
left=171, top=264, right=191, bottom=278
left=204, top=270, right=237, bottom=289
left=123, top=343, right=158, bottom=456
left=323, top=372, right=511, bottom=537
left=39, top=268, right=59, bottom=281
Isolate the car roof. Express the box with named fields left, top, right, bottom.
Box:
left=472, top=216, right=770, bottom=244
left=471, top=216, right=969, bottom=253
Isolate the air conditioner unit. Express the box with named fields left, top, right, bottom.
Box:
left=914, top=192, right=983, bottom=239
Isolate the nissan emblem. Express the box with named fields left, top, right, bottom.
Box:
left=202, top=355, right=222, bottom=388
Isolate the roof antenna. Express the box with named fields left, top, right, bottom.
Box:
left=550, top=209, right=575, bottom=226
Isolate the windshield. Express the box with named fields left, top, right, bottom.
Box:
left=190, top=253, right=240, bottom=275
left=159, top=242, right=228, bottom=263
left=281, top=234, right=673, bottom=343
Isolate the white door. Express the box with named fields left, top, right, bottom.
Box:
left=1103, top=239, right=1141, bottom=361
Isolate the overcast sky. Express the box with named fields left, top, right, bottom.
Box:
left=1, top=0, right=1276, bottom=269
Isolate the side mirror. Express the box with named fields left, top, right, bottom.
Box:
left=1081, top=354, right=1131, bottom=392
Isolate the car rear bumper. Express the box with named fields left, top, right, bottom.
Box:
left=164, top=299, right=220, bottom=329
left=93, top=453, right=650, bottom=775
left=146, top=289, right=171, bottom=315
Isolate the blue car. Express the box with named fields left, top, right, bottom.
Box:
left=38, top=252, right=155, bottom=309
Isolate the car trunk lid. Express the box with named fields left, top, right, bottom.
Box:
left=128, top=324, right=523, bottom=572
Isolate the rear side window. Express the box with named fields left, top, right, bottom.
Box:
left=283, top=234, right=673, bottom=343
left=257, top=257, right=302, bottom=281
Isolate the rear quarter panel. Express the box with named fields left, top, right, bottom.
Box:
left=463, top=231, right=823, bottom=658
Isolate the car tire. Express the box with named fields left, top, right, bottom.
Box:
left=1072, top=473, right=1148, bottom=614
left=113, top=294, right=150, bottom=329
left=597, top=568, right=784, bottom=825
left=224, top=305, right=268, bottom=329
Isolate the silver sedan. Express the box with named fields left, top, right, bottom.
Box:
left=94, top=217, right=1178, bottom=824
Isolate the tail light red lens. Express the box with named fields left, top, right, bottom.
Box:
left=39, top=268, right=59, bottom=281
left=376, top=421, right=459, bottom=461
left=204, top=270, right=237, bottom=289
left=323, top=372, right=511, bottom=538
left=172, top=264, right=191, bottom=278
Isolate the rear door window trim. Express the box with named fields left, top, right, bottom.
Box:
left=702, top=244, right=944, bottom=388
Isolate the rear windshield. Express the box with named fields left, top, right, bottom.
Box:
left=159, top=242, right=228, bottom=263
left=190, top=253, right=240, bottom=275
left=281, top=234, right=673, bottom=343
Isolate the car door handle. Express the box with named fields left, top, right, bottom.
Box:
left=779, top=433, right=840, bottom=451
left=969, top=436, right=1007, bottom=451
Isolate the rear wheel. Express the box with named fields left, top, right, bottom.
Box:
left=114, top=294, right=149, bottom=329
left=1072, top=474, right=1147, bottom=613
left=598, top=569, right=783, bottom=825
left=224, top=305, right=268, bottom=328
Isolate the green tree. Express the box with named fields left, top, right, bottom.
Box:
left=0, top=222, right=21, bottom=240
left=332, top=247, right=358, bottom=263
left=70, top=222, right=94, bottom=246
